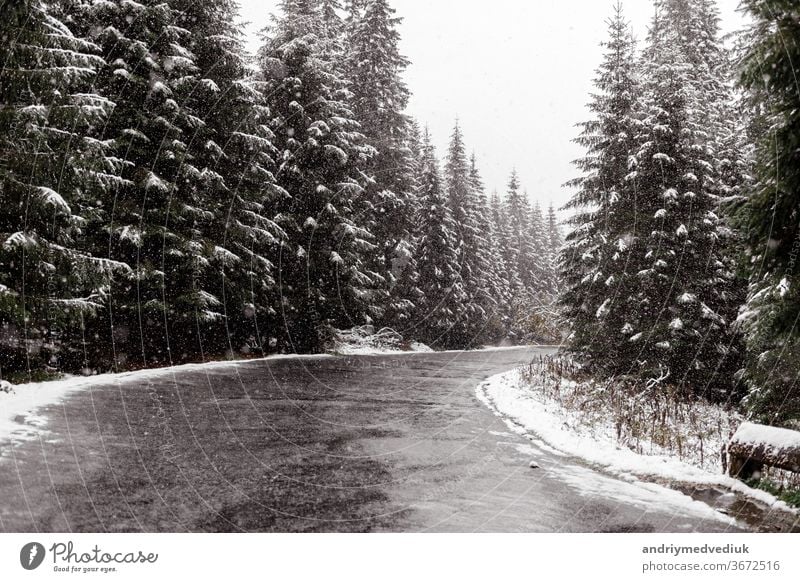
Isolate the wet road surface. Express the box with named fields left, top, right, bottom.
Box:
left=0, top=347, right=757, bottom=532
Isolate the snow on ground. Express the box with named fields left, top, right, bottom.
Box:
left=334, top=342, right=434, bottom=356
left=0, top=353, right=333, bottom=448
left=331, top=326, right=434, bottom=355
left=477, top=368, right=798, bottom=515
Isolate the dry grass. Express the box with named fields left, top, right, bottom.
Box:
left=519, top=355, right=743, bottom=474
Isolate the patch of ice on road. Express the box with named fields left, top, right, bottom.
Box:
left=476, top=369, right=797, bottom=516
left=0, top=353, right=333, bottom=448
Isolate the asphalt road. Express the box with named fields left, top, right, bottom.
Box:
left=0, top=347, right=767, bottom=532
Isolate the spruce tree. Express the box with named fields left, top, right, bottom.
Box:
left=0, top=0, right=128, bottom=376
left=444, top=122, right=488, bottom=345
left=470, top=154, right=507, bottom=342
left=488, top=189, right=515, bottom=338
left=344, top=0, right=416, bottom=322
left=621, top=1, right=742, bottom=394
left=260, top=0, right=377, bottom=353
left=383, top=119, right=424, bottom=331
left=529, top=201, right=555, bottom=300
left=560, top=2, right=639, bottom=365
left=504, top=171, right=535, bottom=294
left=413, top=131, right=466, bottom=348
left=736, top=0, right=800, bottom=424
left=171, top=0, right=284, bottom=358
left=72, top=0, right=214, bottom=368
left=493, top=184, right=522, bottom=301
left=546, top=202, right=563, bottom=295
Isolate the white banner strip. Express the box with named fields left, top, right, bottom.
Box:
left=1, top=533, right=797, bottom=581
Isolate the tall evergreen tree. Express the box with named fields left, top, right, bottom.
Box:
left=171, top=0, right=284, bottom=358
left=529, top=200, right=555, bottom=299
left=546, top=202, right=563, bottom=295
left=488, top=189, right=515, bottom=337
left=470, top=154, right=507, bottom=341
left=736, top=0, right=800, bottom=424
left=413, top=131, right=466, bottom=347
left=619, top=0, right=742, bottom=393
left=382, top=117, right=424, bottom=330
left=345, top=0, right=415, bottom=322
left=72, top=0, right=214, bottom=368
left=444, top=122, right=488, bottom=344
left=560, top=3, right=640, bottom=365
left=259, top=0, right=377, bottom=353
left=0, top=0, right=129, bottom=376
left=504, top=171, right=536, bottom=294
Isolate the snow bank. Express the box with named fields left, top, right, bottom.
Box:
left=1, top=374, right=104, bottom=447
left=477, top=369, right=798, bottom=515
left=0, top=353, right=332, bottom=447
left=331, top=325, right=433, bottom=355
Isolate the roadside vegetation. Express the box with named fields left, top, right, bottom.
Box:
left=519, top=356, right=741, bottom=474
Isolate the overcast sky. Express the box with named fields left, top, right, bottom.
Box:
left=237, top=0, right=747, bottom=212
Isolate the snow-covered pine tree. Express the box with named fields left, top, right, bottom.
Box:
left=736, top=0, right=800, bottom=424
left=0, top=0, right=128, bottom=377
left=661, top=0, right=750, bottom=204
left=413, top=131, right=466, bottom=348
left=493, top=183, right=522, bottom=304
left=546, top=203, right=563, bottom=294
left=470, top=154, right=507, bottom=342
left=259, top=0, right=377, bottom=353
left=382, top=118, right=424, bottom=330
left=502, top=171, right=540, bottom=340
left=622, top=1, right=742, bottom=395
left=169, top=0, right=284, bottom=358
left=344, top=0, right=416, bottom=324
left=503, top=171, right=535, bottom=293
left=483, top=190, right=514, bottom=341
left=529, top=201, right=555, bottom=298
left=73, top=0, right=212, bottom=368
left=511, top=199, right=558, bottom=342
left=318, top=0, right=345, bottom=57
left=559, top=2, right=640, bottom=367
left=444, top=122, right=489, bottom=345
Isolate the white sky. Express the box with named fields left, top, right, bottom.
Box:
left=237, top=0, right=747, bottom=211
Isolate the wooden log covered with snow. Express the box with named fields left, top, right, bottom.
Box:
left=728, top=422, right=800, bottom=479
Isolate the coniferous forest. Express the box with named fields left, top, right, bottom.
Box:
left=1, top=0, right=799, bottom=430
left=561, top=0, right=800, bottom=427
left=0, top=0, right=562, bottom=378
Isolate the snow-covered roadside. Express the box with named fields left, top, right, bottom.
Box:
left=335, top=343, right=555, bottom=357
left=0, top=353, right=333, bottom=448
left=334, top=341, right=434, bottom=356
left=331, top=325, right=435, bottom=355
left=477, top=368, right=798, bottom=515
left=331, top=324, right=560, bottom=356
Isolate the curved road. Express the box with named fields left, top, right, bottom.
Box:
left=0, top=347, right=755, bottom=532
